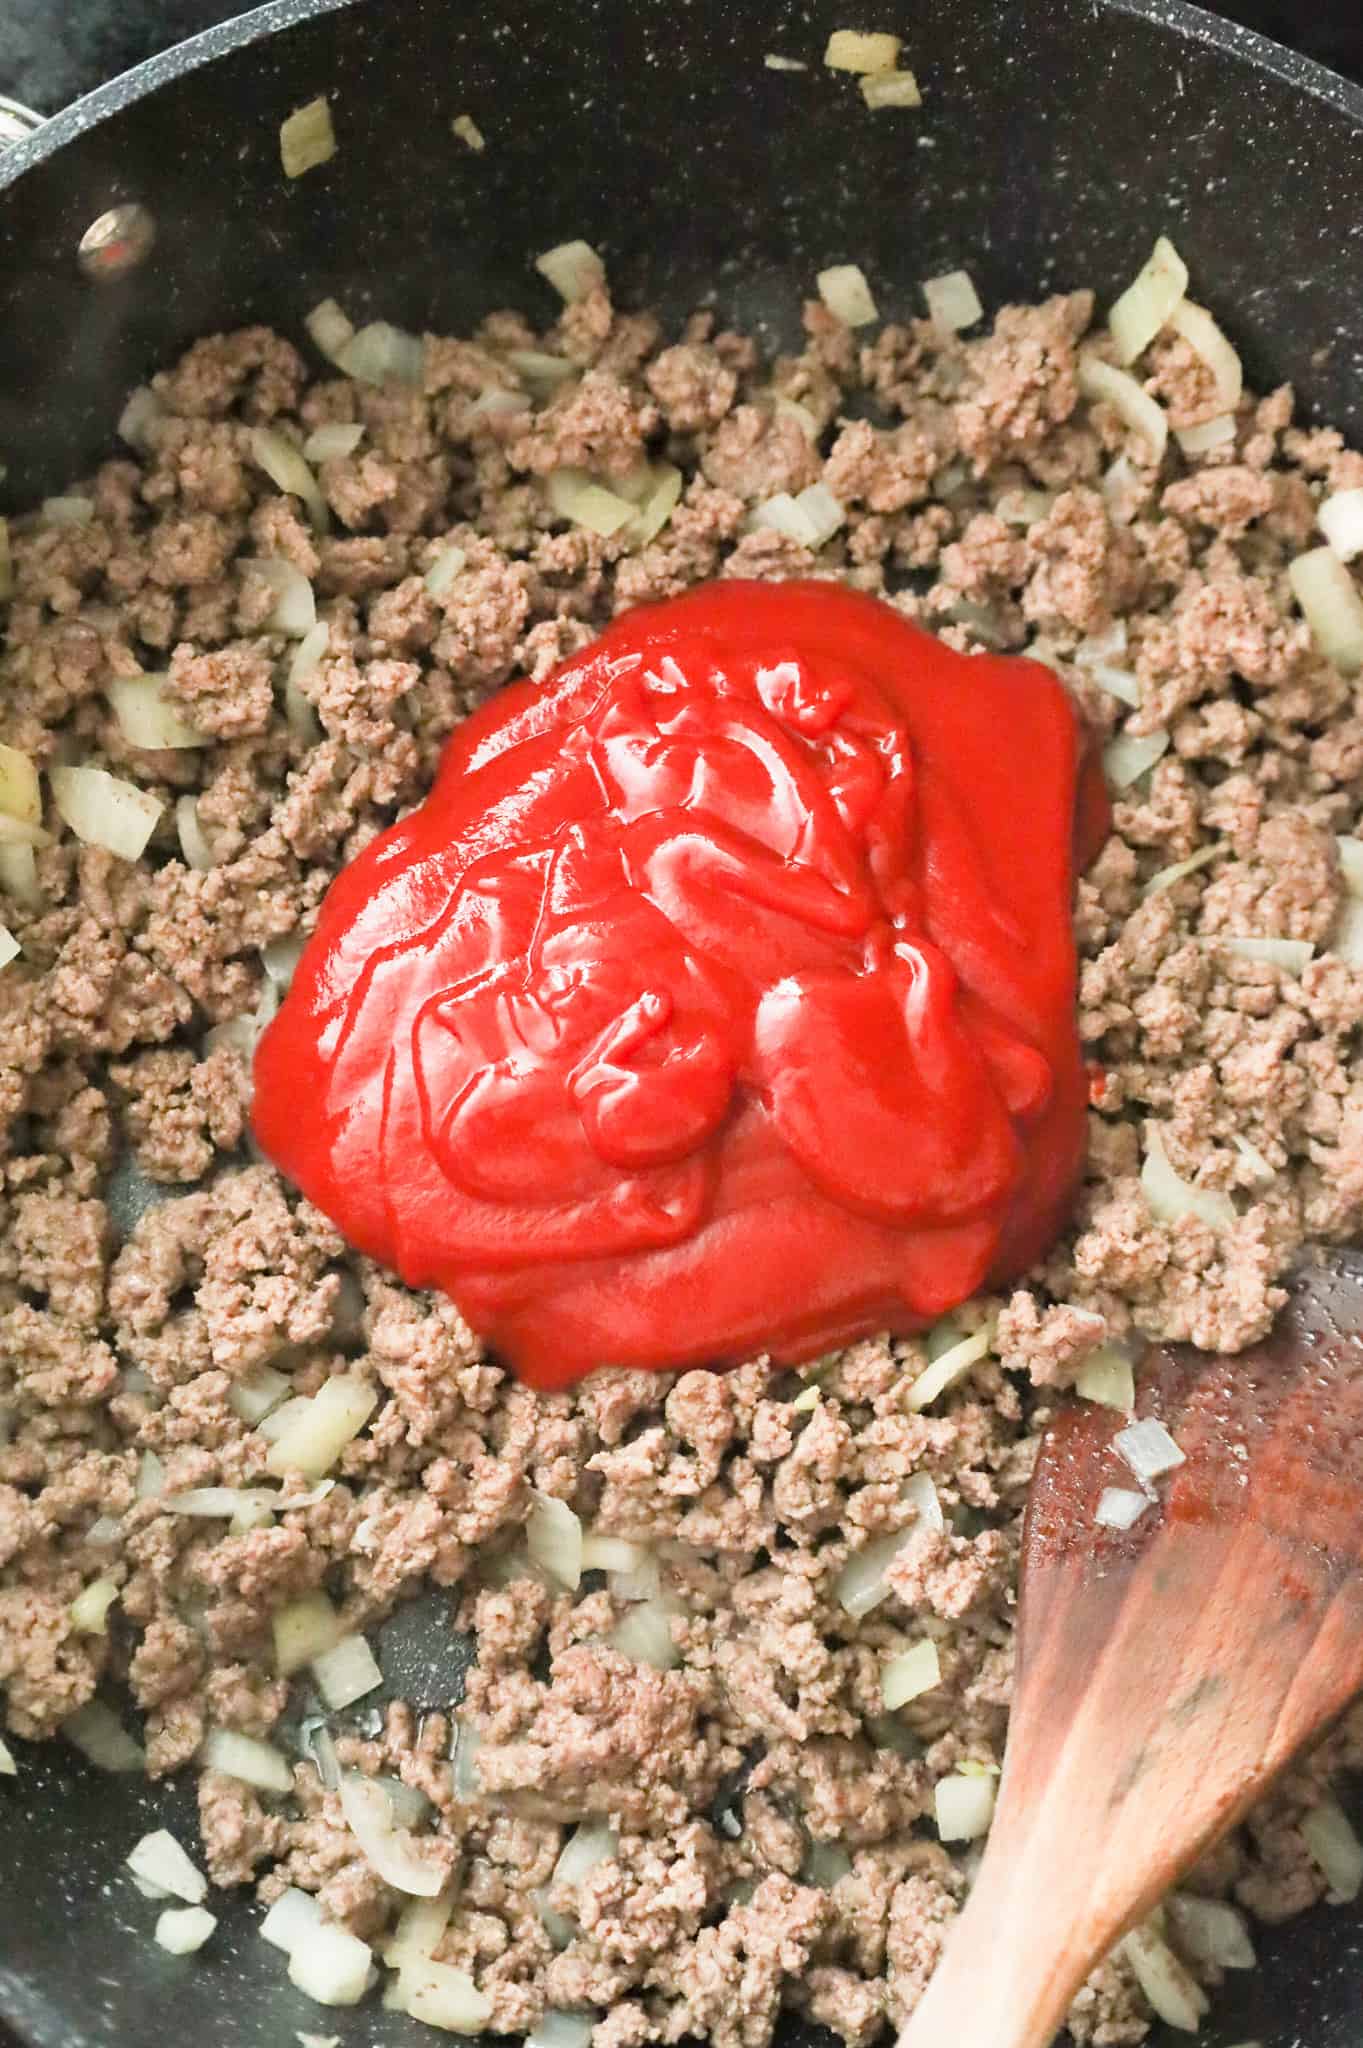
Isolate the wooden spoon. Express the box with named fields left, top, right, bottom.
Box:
left=897, top=1244, right=1363, bottom=2048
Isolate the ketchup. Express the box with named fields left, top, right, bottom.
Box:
left=253, top=581, right=1107, bottom=1390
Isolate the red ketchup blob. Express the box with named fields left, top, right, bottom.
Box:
left=253, top=581, right=1108, bottom=1389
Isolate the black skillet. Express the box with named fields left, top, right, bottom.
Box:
left=3, top=0, right=1363, bottom=2042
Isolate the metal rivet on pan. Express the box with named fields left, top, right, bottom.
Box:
left=78, top=202, right=157, bottom=280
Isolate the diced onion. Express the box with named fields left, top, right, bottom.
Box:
left=1166, top=1891, right=1256, bottom=1970
left=1115, top=1415, right=1186, bottom=1484
left=1142, top=842, right=1220, bottom=899
left=803, top=1841, right=854, bottom=1888
left=451, top=1719, right=481, bottom=1802
left=0, top=926, right=19, bottom=973
left=63, top=1701, right=145, bottom=1772
left=127, top=1829, right=208, bottom=1905
left=200, top=1728, right=294, bottom=1795
left=903, top=1471, right=945, bottom=1533
left=51, top=764, right=163, bottom=861
left=339, top=1774, right=445, bottom=1896
left=242, top=559, right=318, bottom=638
left=554, top=1822, right=618, bottom=1888
left=749, top=493, right=818, bottom=546
left=923, top=269, right=983, bottom=334
left=535, top=240, right=606, bottom=304
left=1214, top=935, right=1315, bottom=973
left=1095, top=1487, right=1150, bottom=1531
left=261, top=1886, right=324, bottom=1955
left=42, top=496, right=95, bottom=528
left=424, top=544, right=467, bottom=597
left=1087, top=662, right=1143, bottom=709
left=860, top=70, right=922, bottom=109
left=0, top=742, right=40, bottom=825
left=609, top=1597, right=680, bottom=1670
left=817, top=264, right=879, bottom=328
left=70, top=1577, right=120, bottom=1634
left=996, top=487, right=1054, bottom=528
left=452, top=113, right=486, bottom=152
left=527, top=2012, right=595, bottom=2048
left=1337, top=835, right=1363, bottom=897
left=881, top=1639, right=941, bottom=1709
left=288, top=1923, right=373, bottom=2008
left=1142, top=1126, right=1235, bottom=1230
left=248, top=427, right=329, bottom=534
left=337, top=322, right=424, bottom=389
left=280, top=96, right=336, bottom=179
left=262, top=932, right=306, bottom=988
left=609, top=1552, right=662, bottom=1603
left=313, top=1633, right=383, bottom=1710
left=119, top=386, right=163, bottom=451
left=273, top=1591, right=343, bottom=1676
left=1335, top=899, right=1363, bottom=970
left=1104, top=728, right=1169, bottom=790
left=1077, top=352, right=1169, bottom=460
left=86, top=1515, right=123, bottom=1546
left=306, top=299, right=356, bottom=367
left=824, top=29, right=902, bottom=71
left=795, top=480, right=846, bottom=545
left=630, top=464, right=685, bottom=547
left=264, top=1374, right=378, bottom=1480
left=1169, top=299, right=1242, bottom=411
left=1317, top=486, right=1363, bottom=564
left=1176, top=414, right=1236, bottom=457
left=935, top=1772, right=997, bottom=1842
left=1289, top=546, right=1363, bottom=676
left=175, top=795, right=215, bottom=872
left=834, top=1529, right=911, bottom=1619
left=385, top=1890, right=455, bottom=1973
left=106, top=674, right=204, bottom=751
left=506, top=349, right=577, bottom=395
left=905, top=1324, right=992, bottom=1412
left=581, top=1531, right=646, bottom=1573
left=1121, top=1920, right=1210, bottom=2033
left=1076, top=1349, right=1136, bottom=1415
left=376, top=1776, right=430, bottom=1833
left=471, top=387, right=527, bottom=418
left=163, top=1486, right=279, bottom=1519
left=791, top=1384, right=821, bottom=1413
left=0, top=1735, right=14, bottom=1776
left=137, top=1449, right=166, bottom=1499
left=528, top=1489, right=584, bottom=1589
left=545, top=469, right=636, bottom=539
left=155, top=1906, right=217, bottom=1955
left=1232, top=1133, right=1276, bottom=1187
left=1108, top=237, right=1189, bottom=366
left=303, top=422, right=365, bottom=463
left=764, top=54, right=808, bottom=72
left=1302, top=1796, right=1363, bottom=1902
left=0, top=843, right=40, bottom=910
left=396, top=1960, right=494, bottom=2034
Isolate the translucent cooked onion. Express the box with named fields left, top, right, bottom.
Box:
left=923, top=269, right=983, bottom=334
left=609, top=1552, right=662, bottom=1603
left=242, top=559, right=317, bottom=638
left=377, top=1776, right=430, bottom=1832
left=385, top=1889, right=455, bottom=1972
left=1215, top=935, right=1315, bottom=973
left=935, top=1772, right=996, bottom=1842
left=262, top=931, right=306, bottom=987
left=106, top=674, right=204, bottom=751
left=1075, top=1348, right=1136, bottom=1414
left=127, top=1829, right=208, bottom=1905
left=175, top=795, right=215, bottom=872
left=1302, top=1795, right=1363, bottom=1901
left=313, top=1633, right=383, bottom=1710
left=0, top=1734, right=13, bottom=1776
left=200, top=1728, right=294, bottom=1794
left=288, top=1922, right=373, bottom=2008
left=1121, top=1920, right=1210, bottom=2032
left=1115, top=1416, right=1186, bottom=1484
left=0, top=846, right=40, bottom=917
left=70, top=1577, right=120, bottom=1634
left=1317, top=485, right=1363, bottom=564
left=306, top=299, right=356, bottom=368
left=339, top=1774, right=446, bottom=1897
left=0, top=743, right=42, bottom=824
left=535, top=240, right=606, bottom=304
left=1169, top=299, right=1243, bottom=411
left=1142, top=842, right=1220, bottom=899
left=802, top=1841, right=853, bottom=1888
left=424, top=545, right=467, bottom=597
left=764, top=53, right=808, bottom=70
left=1077, top=352, right=1169, bottom=460
left=1335, top=899, right=1363, bottom=969
left=1108, top=236, right=1188, bottom=365
left=396, top=1959, right=494, bottom=2033
left=860, top=70, right=922, bottom=109
left=264, top=1374, right=378, bottom=1480
left=1337, top=835, right=1363, bottom=896
left=834, top=1528, right=910, bottom=1619
left=1176, top=413, right=1237, bottom=457
left=51, top=765, right=163, bottom=861
left=155, top=1906, right=217, bottom=1955
left=996, top=487, right=1054, bottom=528
left=164, top=1486, right=278, bottom=1520
left=1094, top=1487, right=1150, bottom=1531
left=526, top=2011, right=595, bottom=2048
left=137, top=1449, right=166, bottom=1498
left=118, top=386, right=163, bottom=451
left=629, top=464, right=685, bottom=547
left=1232, top=1133, right=1276, bottom=1187
left=280, top=96, right=337, bottom=179
left=905, top=1324, right=993, bottom=1412
left=452, top=113, right=486, bottom=151
left=506, top=349, right=577, bottom=395
left=749, top=493, right=818, bottom=547
left=580, top=1531, right=646, bottom=1573
left=528, top=1488, right=584, bottom=1589
left=451, top=1719, right=481, bottom=1801
left=42, top=496, right=95, bottom=528
left=248, top=426, right=330, bottom=533
left=273, top=1591, right=343, bottom=1676
left=338, top=321, right=424, bottom=388
left=1166, top=1891, right=1256, bottom=1970
left=0, top=926, right=18, bottom=973
left=303, top=422, right=365, bottom=463
left=824, top=28, right=901, bottom=70
left=1289, top=545, right=1363, bottom=675
left=790, top=1384, right=821, bottom=1413
left=609, top=1596, right=680, bottom=1670
left=545, top=469, right=636, bottom=539
left=554, top=1822, right=619, bottom=1890
left=817, top=264, right=879, bottom=329
left=63, top=1700, right=144, bottom=1772
left=1143, top=1126, right=1234, bottom=1234
left=902, top=1471, right=945, bottom=1533
left=1104, top=727, right=1169, bottom=790
left=260, top=1886, right=324, bottom=1954
left=1086, top=662, right=1142, bottom=709
left=881, top=1639, right=941, bottom=1709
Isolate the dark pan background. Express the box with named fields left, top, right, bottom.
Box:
left=0, top=3, right=1361, bottom=2048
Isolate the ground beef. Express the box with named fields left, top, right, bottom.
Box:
left=0, top=250, right=1360, bottom=2048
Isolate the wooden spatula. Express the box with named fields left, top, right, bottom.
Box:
left=897, top=1244, right=1363, bottom=2048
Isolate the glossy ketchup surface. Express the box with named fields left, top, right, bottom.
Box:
left=253, top=581, right=1108, bottom=1389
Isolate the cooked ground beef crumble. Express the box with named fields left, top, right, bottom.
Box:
left=1, top=263, right=1361, bottom=2045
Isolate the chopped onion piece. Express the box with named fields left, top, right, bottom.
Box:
left=860, top=70, right=922, bottom=109
left=1077, top=352, right=1169, bottom=460
left=1176, top=413, right=1236, bottom=456
left=1142, top=842, right=1220, bottom=899
left=794, top=480, right=845, bottom=546
left=248, top=427, right=329, bottom=534
left=201, top=1728, right=294, bottom=1795
left=258, top=1395, right=313, bottom=1442
left=536, top=240, right=606, bottom=305
left=935, top=1772, right=996, bottom=1842
left=1142, top=1126, right=1235, bottom=1229
left=337, top=322, right=424, bottom=389
left=609, top=1597, right=680, bottom=1670
left=749, top=492, right=820, bottom=548
left=471, top=387, right=526, bottom=419
left=1289, top=546, right=1363, bottom=675
left=452, top=113, right=486, bottom=152
left=1121, top=1920, right=1210, bottom=2032
left=923, top=269, right=983, bottom=333
left=243, top=560, right=318, bottom=639
left=303, top=422, right=365, bottom=463
left=155, top=1906, right=217, bottom=1955
left=137, top=1448, right=166, bottom=1498
left=1319, top=485, right=1363, bottom=565
left=1076, top=1349, right=1136, bottom=1414
left=128, top=1829, right=208, bottom=1904
left=70, top=1577, right=120, bottom=1634
left=273, top=1591, right=343, bottom=1676
left=386, top=1890, right=455, bottom=1972
left=1115, top=1416, right=1186, bottom=1484
left=306, top=299, right=355, bottom=367
left=506, top=348, right=577, bottom=395
left=609, top=1552, right=662, bottom=1603
left=903, top=1470, right=945, bottom=1533
left=996, top=487, right=1054, bottom=527
left=527, top=2012, right=595, bottom=2048
left=424, top=544, right=467, bottom=598
left=630, top=464, right=685, bottom=547
left=1108, top=237, right=1189, bottom=365
left=1167, top=1891, right=1256, bottom=1970
left=905, top=1324, right=992, bottom=1412
left=261, top=1886, right=324, bottom=1954
left=1338, top=835, right=1363, bottom=896
left=0, top=925, right=18, bottom=973
left=0, top=743, right=39, bottom=827
left=164, top=1486, right=278, bottom=1519
left=1232, top=1133, right=1276, bottom=1187
left=0, top=842, right=39, bottom=910
left=546, top=469, right=636, bottom=539
left=0, top=1735, right=14, bottom=1776
left=528, top=1488, right=584, bottom=1589
left=397, top=1960, right=493, bottom=2034
left=554, top=1822, right=618, bottom=1888
left=51, top=765, right=162, bottom=862
left=1095, top=1487, right=1150, bottom=1531
left=313, top=1633, right=383, bottom=1710
left=803, top=1841, right=853, bottom=1888
left=64, top=1700, right=144, bottom=1772
left=825, top=29, right=902, bottom=70
left=817, top=264, right=879, bottom=329
left=264, top=1373, right=378, bottom=1480
left=1335, top=899, right=1363, bottom=969
left=85, top=1515, right=123, bottom=1546
left=581, top=1531, right=646, bottom=1573
left=1087, top=662, right=1142, bottom=709
left=1104, top=728, right=1169, bottom=790
left=1169, top=299, right=1242, bottom=411
left=764, top=54, right=808, bottom=71
left=280, top=96, right=336, bottom=178
left=106, top=674, right=204, bottom=751
left=791, top=1384, right=821, bottom=1413
left=451, top=1718, right=481, bottom=1801
left=118, top=386, right=163, bottom=451
left=1216, top=935, right=1315, bottom=973
left=263, top=931, right=306, bottom=987
left=376, top=1775, right=430, bottom=1832
left=1302, top=1795, right=1363, bottom=1901
left=42, top=495, right=95, bottom=528
left=175, top=795, right=214, bottom=872
left=881, top=1639, right=941, bottom=1709
left=339, top=1774, right=445, bottom=1896
left=834, top=1529, right=911, bottom=1619
left=288, top=1922, right=373, bottom=2007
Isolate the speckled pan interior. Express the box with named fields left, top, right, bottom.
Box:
left=2, top=1, right=1363, bottom=2043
